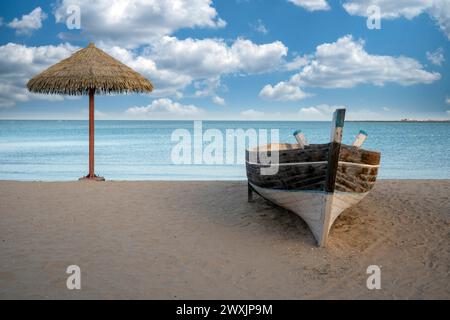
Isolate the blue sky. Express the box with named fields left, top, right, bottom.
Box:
left=0, top=0, right=449, bottom=120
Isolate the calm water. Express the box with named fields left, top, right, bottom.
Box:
left=0, top=120, right=449, bottom=181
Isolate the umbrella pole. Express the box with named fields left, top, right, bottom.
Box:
left=80, top=88, right=104, bottom=181
left=89, top=88, right=95, bottom=178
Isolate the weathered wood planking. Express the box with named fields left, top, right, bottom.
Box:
left=246, top=143, right=329, bottom=163
left=336, top=163, right=378, bottom=193
left=339, top=145, right=380, bottom=165
left=246, top=161, right=327, bottom=190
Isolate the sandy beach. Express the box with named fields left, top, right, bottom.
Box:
left=0, top=180, right=448, bottom=299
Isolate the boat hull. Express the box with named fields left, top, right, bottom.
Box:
left=246, top=143, right=380, bottom=246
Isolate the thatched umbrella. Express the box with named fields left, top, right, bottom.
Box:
left=27, top=43, right=153, bottom=181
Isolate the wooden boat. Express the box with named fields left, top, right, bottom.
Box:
left=246, top=109, right=381, bottom=247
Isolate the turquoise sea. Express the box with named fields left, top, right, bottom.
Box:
left=0, top=120, right=449, bottom=181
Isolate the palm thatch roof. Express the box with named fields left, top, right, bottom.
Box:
left=27, top=43, right=154, bottom=95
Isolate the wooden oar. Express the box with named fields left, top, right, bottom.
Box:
left=352, top=130, right=368, bottom=148
left=293, top=129, right=309, bottom=149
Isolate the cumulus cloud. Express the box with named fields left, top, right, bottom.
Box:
left=288, top=0, right=330, bottom=11
left=298, top=104, right=343, bottom=119
left=284, top=55, right=309, bottom=71
left=343, top=0, right=450, bottom=40
left=299, top=104, right=388, bottom=120
left=194, top=77, right=222, bottom=98
left=54, top=0, right=226, bottom=47
left=429, top=1, right=450, bottom=40
left=240, top=109, right=265, bottom=119
left=298, top=35, right=440, bottom=87
left=260, top=81, right=310, bottom=101
left=426, top=48, right=445, bottom=66
left=446, top=97, right=450, bottom=104
left=343, top=0, right=429, bottom=19
left=231, top=39, right=288, bottom=73
left=143, top=37, right=287, bottom=78
left=52, top=0, right=288, bottom=93
left=105, top=45, right=192, bottom=97
left=53, top=0, right=288, bottom=102
left=0, top=35, right=288, bottom=108
left=126, top=98, right=202, bottom=118
left=251, top=19, right=268, bottom=34
left=105, top=36, right=288, bottom=97
left=0, top=42, right=77, bottom=107
left=260, top=35, right=440, bottom=101
left=212, top=95, right=226, bottom=106
left=8, top=7, right=47, bottom=35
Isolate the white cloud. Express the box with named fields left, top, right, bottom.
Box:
left=54, top=0, right=226, bottom=47
left=194, top=77, right=222, bottom=98
left=251, top=19, right=268, bottom=34
left=147, top=37, right=235, bottom=79
left=260, top=81, right=310, bottom=101
left=126, top=98, right=202, bottom=118
left=343, top=0, right=450, bottom=40
left=95, top=110, right=107, bottom=119
left=240, top=109, right=265, bottom=119
left=426, top=48, right=445, bottom=66
left=231, top=38, right=288, bottom=73
left=144, top=37, right=286, bottom=78
left=105, top=36, right=287, bottom=98
left=284, top=55, right=309, bottom=71
left=143, top=36, right=287, bottom=81
left=298, top=104, right=389, bottom=120
left=299, top=35, right=440, bottom=88
left=299, top=104, right=342, bottom=119
left=383, top=107, right=391, bottom=111
left=446, top=97, right=450, bottom=104
left=0, top=42, right=77, bottom=108
left=0, top=36, right=288, bottom=108
left=8, top=7, right=47, bottom=35
left=105, top=45, right=191, bottom=97
left=212, top=95, right=226, bottom=106
left=429, top=1, right=450, bottom=40
left=343, top=0, right=429, bottom=19
left=260, top=35, right=440, bottom=101
left=288, top=0, right=330, bottom=11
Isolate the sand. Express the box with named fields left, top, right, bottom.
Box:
left=0, top=180, right=448, bottom=299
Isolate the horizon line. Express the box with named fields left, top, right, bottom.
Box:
left=0, top=118, right=449, bottom=122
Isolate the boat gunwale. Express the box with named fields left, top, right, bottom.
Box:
left=246, top=143, right=380, bottom=156
left=246, top=143, right=381, bottom=166
left=245, top=160, right=380, bottom=168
